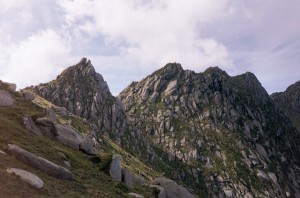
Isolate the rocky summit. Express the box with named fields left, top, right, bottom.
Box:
left=119, top=63, right=300, bottom=197
left=1, top=58, right=300, bottom=198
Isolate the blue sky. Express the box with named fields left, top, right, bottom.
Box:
left=0, top=0, right=299, bottom=95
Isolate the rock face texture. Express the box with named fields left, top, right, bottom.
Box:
left=119, top=63, right=300, bottom=197
left=6, top=168, right=44, bottom=189
left=271, top=80, right=300, bottom=132
left=29, top=58, right=154, bottom=158
left=8, top=144, right=73, bottom=180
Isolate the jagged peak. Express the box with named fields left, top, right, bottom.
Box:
left=202, top=66, right=230, bottom=80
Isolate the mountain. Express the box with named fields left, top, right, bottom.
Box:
left=271, top=81, right=300, bottom=132
left=119, top=63, right=300, bottom=197
left=3, top=59, right=300, bottom=198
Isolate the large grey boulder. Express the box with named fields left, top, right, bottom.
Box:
left=8, top=144, right=73, bottom=180
left=109, top=155, right=122, bottom=182
left=6, top=168, right=44, bottom=189
left=152, top=177, right=194, bottom=198
left=122, top=168, right=133, bottom=188
left=56, top=124, right=83, bottom=150
left=21, top=90, right=35, bottom=101
left=0, top=90, right=14, bottom=106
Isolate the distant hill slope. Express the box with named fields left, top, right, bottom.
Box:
left=119, top=63, right=300, bottom=197
left=271, top=80, right=300, bottom=132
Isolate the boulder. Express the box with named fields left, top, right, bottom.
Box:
left=6, top=168, right=44, bottom=189
left=21, top=90, right=35, bottom=101
left=8, top=144, right=73, bottom=180
left=150, top=185, right=167, bottom=198
left=56, top=124, right=83, bottom=150
left=79, top=137, right=98, bottom=155
left=0, top=90, right=14, bottom=106
left=109, top=155, right=122, bottom=182
left=152, top=177, right=194, bottom=198
left=122, top=168, right=133, bottom=188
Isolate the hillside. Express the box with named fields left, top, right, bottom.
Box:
left=0, top=80, right=164, bottom=198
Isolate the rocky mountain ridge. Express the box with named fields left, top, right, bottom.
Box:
left=119, top=63, right=300, bottom=197
left=21, top=59, right=300, bottom=197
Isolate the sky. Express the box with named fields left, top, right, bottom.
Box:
left=0, top=0, right=299, bottom=95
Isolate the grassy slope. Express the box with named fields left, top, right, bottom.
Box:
left=0, top=87, right=156, bottom=198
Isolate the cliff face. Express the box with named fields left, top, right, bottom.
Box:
left=119, top=63, right=300, bottom=197
left=271, top=81, right=300, bottom=132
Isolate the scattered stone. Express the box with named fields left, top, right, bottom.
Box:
left=152, top=177, right=194, bottom=198
left=6, top=168, right=44, bottom=189
left=122, top=168, right=133, bottom=188
left=8, top=144, right=73, bottom=180
left=150, top=184, right=166, bottom=198
left=0, top=90, right=14, bottom=106
left=109, top=155, right=122, bottom=182
left=128, top=192, right=144, bottom=198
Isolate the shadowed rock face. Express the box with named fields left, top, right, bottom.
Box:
left=119, top=63, right=300, bottom=197
left=271, top=81, right=300, bottom=132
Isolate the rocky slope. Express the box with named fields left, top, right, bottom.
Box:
left=28, top=59, right=198, bottom=196
left=119, top=63, right=300, bottom=197
left=28, top=58, right=155, bottom=159
left=271, top=81, right=300, bottom=132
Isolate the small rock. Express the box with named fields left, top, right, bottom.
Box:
left=256, top=170, right=269, bottom=181
left=128, top=192, right=144, bottom=198
left=64, top=160, right=71, bottom=169
left=23, top=116, right=42, bottom=136
left=0, top=90, right=14, bottom=106
left=7, top=168, right=44, bottom=189
left=109, top=155, right=122, bottom=182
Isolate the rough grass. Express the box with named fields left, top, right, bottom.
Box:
left=0, top=87, right=155, bottom=198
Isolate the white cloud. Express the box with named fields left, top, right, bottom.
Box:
left=0, top=0, right=299, bottom=95
left=58, top=0, right=233, bottom=70
left=0, top=29, right=71, bottom=89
